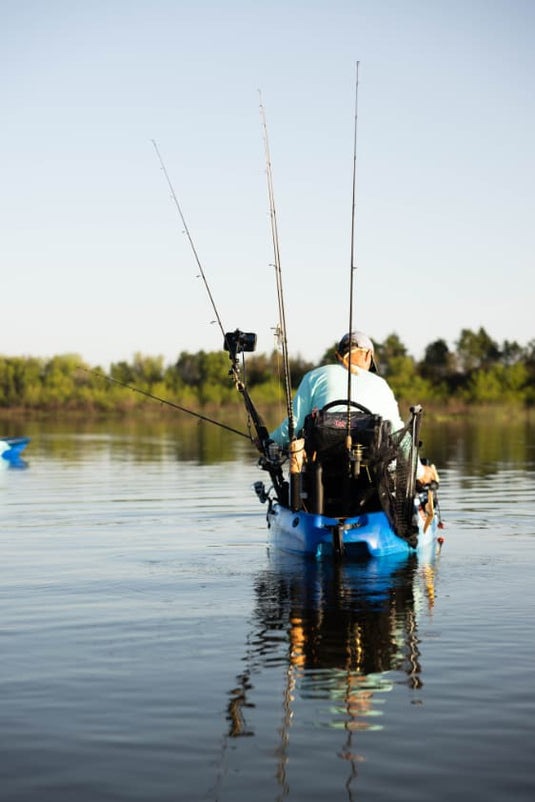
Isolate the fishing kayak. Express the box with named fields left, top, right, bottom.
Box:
left=1, top=437, right=31, bottom=465
left=254, top=403, right=442, bottom=561
left=148, top=89, right=443, bottom=563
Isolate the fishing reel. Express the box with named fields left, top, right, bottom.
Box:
left=224, top=330, right=257, bottom=361
left=253, top=481, right=270, bottom=504
left=254, top=438, right=286, bottom=471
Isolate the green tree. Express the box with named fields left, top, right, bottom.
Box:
left=175, top=351, right=202, bottom=386
left=456, top=327, right=500, bottom=372
left=198, top=351, right=235, bottom=405
left=163, top=363, right=186, bottom=393
left=244, top=352, right=272, bottom=385
left=383, top=354, right=436, bottom=404
left=464, top=363, right=529, bottom=404
left=374, top=333, right=407, bottom=377
left=110, top=360, right=137, bottom=385
left=500, top=339, right=523, bottom=366
left=0, top=356, right=44, bottom=406
left=420, top=339, right=452, bottom=379
left=40, top=354, right=81, bottom=406
left=131, top=353, right=164, bottom=385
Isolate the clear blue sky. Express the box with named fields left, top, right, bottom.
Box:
left=2, top=0, right=534, bottom=368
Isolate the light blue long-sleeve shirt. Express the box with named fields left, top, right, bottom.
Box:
left=270, top=362, right=404, bottom=444
left=270, top=362, right=425, bottom=478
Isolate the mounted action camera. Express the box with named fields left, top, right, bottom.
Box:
left=224, top=330, right=257, bottom=356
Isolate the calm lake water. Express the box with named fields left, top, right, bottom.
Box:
left=1, top=414, right=534, bottom=801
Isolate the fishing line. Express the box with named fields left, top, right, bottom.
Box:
left=78, top=367, right=250, bottom=439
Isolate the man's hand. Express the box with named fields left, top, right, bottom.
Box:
left=418, top=463, right=439, bottom=486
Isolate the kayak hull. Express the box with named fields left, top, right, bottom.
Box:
left=267, top=499, right=438, bottom=559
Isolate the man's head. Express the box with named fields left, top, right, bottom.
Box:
left=337, top=331, right=378, bottom=373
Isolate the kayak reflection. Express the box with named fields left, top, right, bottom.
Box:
left=226, top=548, right=439, bottom=741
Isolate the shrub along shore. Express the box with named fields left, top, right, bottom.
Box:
left=1, top=327, right=534, bottom=416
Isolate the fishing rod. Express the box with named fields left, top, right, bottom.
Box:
left=79, top=367, right=250, bottom=439
left=151, top=139, right=227, bottom=342
left=258, top=93, right=295, bottom=443
left=259, top=94, right=303, bottom=510
left=346, top=61, right=360, bottom=444
left=151, top=139, right=288, bottom=501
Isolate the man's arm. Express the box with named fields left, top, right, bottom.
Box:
left=270, top=374, right=315, bottom=447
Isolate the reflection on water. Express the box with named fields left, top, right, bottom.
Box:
left=1, top=414, right=535, bottom=801
left=3, top=409, right=533, bottom=472
left=1, top=412, right=256, bottom=464
left=420, top=412, right=535, bottom=475
left=224, top=550, right=439, bottom=798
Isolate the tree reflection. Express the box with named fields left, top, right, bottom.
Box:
left=421, top=415, right=535, bottom=477
left=3, top=414, right=533, bottom=473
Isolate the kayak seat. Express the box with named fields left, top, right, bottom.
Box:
left=302, top=404, right=393, bottom=517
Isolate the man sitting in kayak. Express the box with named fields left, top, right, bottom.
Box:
left=269, top=330, right=437, bottom=486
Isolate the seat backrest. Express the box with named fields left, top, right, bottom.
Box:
left=303, top=408, right=384, bottom=467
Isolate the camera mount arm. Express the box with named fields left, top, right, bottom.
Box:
left=224, top=330, right=288, bottom=503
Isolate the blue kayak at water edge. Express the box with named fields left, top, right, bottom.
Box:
left=0, top=437, right=31, bottom=464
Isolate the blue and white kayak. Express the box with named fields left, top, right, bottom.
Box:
left=266, top=496, right=439, bottom=560
left=0, top=437, right=31, bottom=466
left=253, top=404, right=443, bottom=561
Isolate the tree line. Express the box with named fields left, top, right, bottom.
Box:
left=0, top=327, right=533, bottom=412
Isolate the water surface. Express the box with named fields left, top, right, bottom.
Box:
left=1, top=416, right=534, bottom=800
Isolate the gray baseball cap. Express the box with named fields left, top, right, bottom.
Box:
left=338, top=331, right=374, bottom=354
left=337, top=331, right=378, bottom=373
